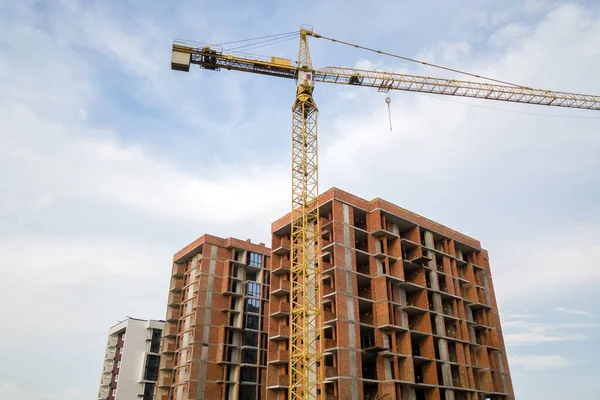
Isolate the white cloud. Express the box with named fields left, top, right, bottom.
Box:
left=0, top=383, right=83, bottom=400
left=502, top=312, right=542, bottom=320
left=0, top=101, right=289, bottom=224
left=490, top=227, right=600, bottom=305
left=1, top=2, right=600, bottom=400
left=509, top=354, right=576, bottom=370
left=555, top=307, right=593, bottom=317
left=502, top=319, right=599, bottom=346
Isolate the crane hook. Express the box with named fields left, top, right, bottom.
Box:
left=385, top=95, right=392, bottom=131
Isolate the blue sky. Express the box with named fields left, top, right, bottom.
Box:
left=1, top=0, right=599, bottom=399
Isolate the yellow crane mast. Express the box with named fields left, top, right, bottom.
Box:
left=170, top=26, right=600, bottom=400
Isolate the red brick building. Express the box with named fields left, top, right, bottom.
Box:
left=157, top=188, right=514, bottom=400
left=267, top=188, right=514, bottom=400
left=156, top=235, right=271, bottom=400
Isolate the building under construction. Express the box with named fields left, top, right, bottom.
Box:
left=157, top=188, right=514, bottom=400
left=267, top=188, right=514, bottom=400
left=156, top=235, right=271, bottom=400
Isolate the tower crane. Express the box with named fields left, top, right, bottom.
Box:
left=169, top=26, right=600, bottom=400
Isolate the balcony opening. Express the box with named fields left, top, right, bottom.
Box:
left=414, top=364, right=424, bottom=384
left=406, top=290, right=423, bottom=309
left=229, top=312, right=240, bottom=328
left=242, top=331, right=258, bottom=347
left=451, top=365, right=460, bottom=387
left=226, top=329, right=236, bottom=345
left=445, top=321, right=457, bottom=339
left=321, top=251, right=333, bottom=272
left=357, top=261, right=370, bottom=275
left=240, top=366, right=257, bottom=383
left=427, top=292, right=435, bottom=312
left=323, top=299, right=336, bottom=323
left=358, top=300, right=373, bottom=325
left=363, top=382, right=379, bottom=399
left=324, top=353, right=335, bottom=367
left=239, top=384, right=257, bottom=400
left=226, top=365, right=236, bottom=381
left=438, top=275, right=447, bottom=292
left=414, top=389, right=427, bottom=400
left=436, top=257, right=444, bottom=273
left=425, top=273, right=432, bottom=289
left=457, top=264, right=466, bottom=280
left=375, top=238, right=385, bottom=255
left=433, top=338, right=440, bottom=360
left=234, top=249, right=244, bottom=263
left=448, top=342, right=457, bottom=363
left=322, top=229, right=333, bottom=247
left=242, top=348, right=257, bottom=364
left=244, top=314, right=259, bottom=330
left=436, top=362, right=444, bottom=386
left=353, top=208, right=367, bottom=230
left=360, top=327, right=376, bottom=350
left=411, top=338, right=421, bottom=357
left=435, top=239, right=445, bottom=253
left=420, top=230, right=427, bottom=247
left=361, top=352, right=377, bottom=380
left=473, top=371, right=480, bottom=390
left=475, top=269, right=487, bottom=287
left=325, top=381, right=336, bottom=398
left=246, top=270, right=257, bottom=282
left=475, top=310, right=487, bottom=326
left=442, top=300, right=454, bottom=317
left=380, top=258, right=388, bottom=275
left=354, top=230, right=368, bottom=253
left=357, top=275, right=372, bottom=300
left=475, top=330, right=486, bottom=346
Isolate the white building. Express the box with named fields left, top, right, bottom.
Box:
left=98, top=317, right=165, bottom=400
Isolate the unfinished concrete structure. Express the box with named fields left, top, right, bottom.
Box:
left=156, top=235, right=271, bottom=400
left=267, top=188, right=514, bottom=400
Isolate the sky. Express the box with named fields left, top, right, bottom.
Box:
left=0, top=0, right=599, bottom=399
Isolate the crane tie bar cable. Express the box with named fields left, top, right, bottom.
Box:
left=214, top=30, right=299, bottom=47
left=228, top=32, right=299, bottom=52
left=310, top=32, right=530, bottom=89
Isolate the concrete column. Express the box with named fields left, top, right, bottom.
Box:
left=342, top=204, right=359, bottom=400
left=197, top=245, right=218, bottom=399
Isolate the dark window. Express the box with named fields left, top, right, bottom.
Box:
left=247, top=271, right=257, bottom=281
left=245, top=298, right=260, bottom=313
left=239, top=384, right=257, bottom=400
left=142, top=383, right=155, bottom=400
left=246, top=282, right=260, bottom=298
left=150, top=329, right=161, bottom=353
left=245, top=314, right=259, bottom=330
left=248, top=252, right=262, bottom=267
left=243, top=331, right=258, bottom=347
left=242, top=348, right=257, bottom=364
left=240, top=366, right=257, bottom=383
left=144, top=355, right=160, bottom=381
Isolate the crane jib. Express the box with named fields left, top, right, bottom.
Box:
left=172, top=43, right=600, bottom=111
